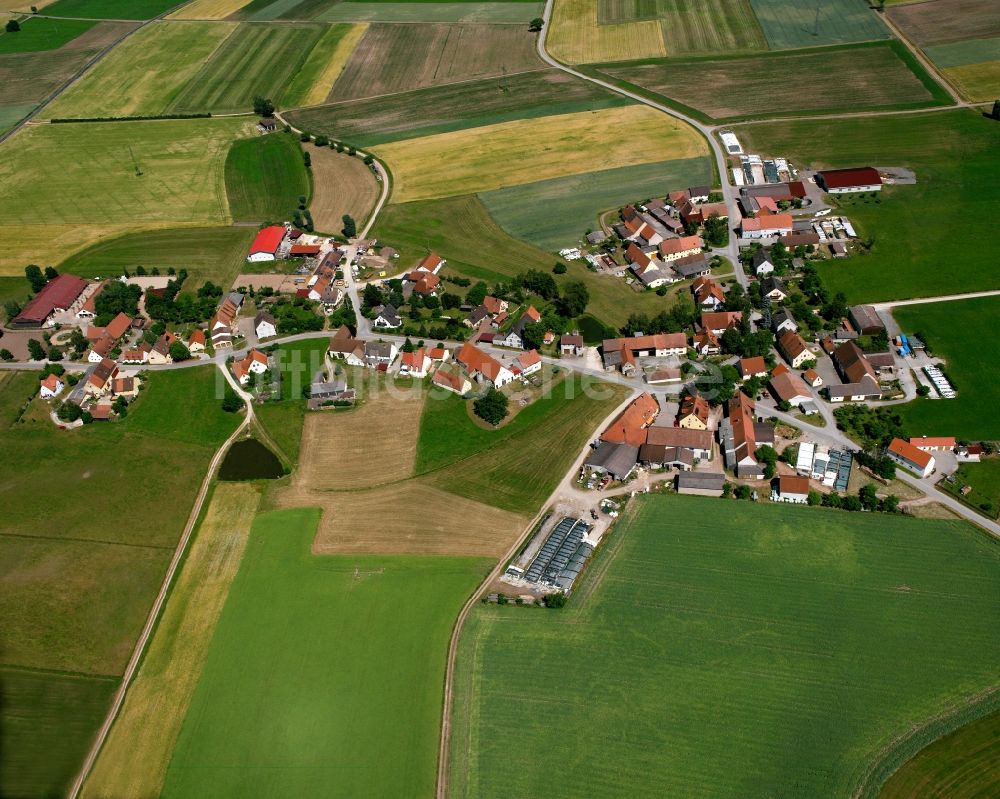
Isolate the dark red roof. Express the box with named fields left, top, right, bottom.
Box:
left=290, top=244, right=321, bottom=256
left=818, top=167, right=881, bottom=190
left=14, top=274, right=87, bottom=325
left=249, top=225, right=285, bottom=255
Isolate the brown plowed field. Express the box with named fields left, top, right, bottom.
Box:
left=307, top=143, right=380, bottom=234
left=888, top=0, right=1000, bottom=45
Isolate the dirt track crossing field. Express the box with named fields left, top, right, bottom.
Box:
left=306, top=144, right=380, bottom=234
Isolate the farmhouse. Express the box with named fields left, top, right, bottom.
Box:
left=12, top=274, right=88, bottom=328
left=513, top=349, right=542, bottom=376
left=887, top=437, right=935, bottom=478
left=848, top=304, right=885, bottom=336
left=678, top=394, right=710, bottom=429
left=672, top=253, right=711, bottom=279
left=770, top=370, right=813, bottom=409
left=255, top=311, right=277, bottom=340
left=40, top=373, right=63, bottom=399
left=247, top=225, right=286, bottom=262
left=693, top=277, right=725, bottom=310
left=372, top=304, right=402, bottom=329
left=738, top=356, right=768, bottom=381
left=456, top=341, right=514, bottom=388
left=560, top=334, right=584, bottom=356
left=777, top=330, right=812, bottom=369
left=701, top=311, right=742, bottom=336
left=740, top=214, right=793, bottom=239
left=830, top=341, right=881, bottom=402
left=232, top=349, right=268, bottom=385
left=584, top=441, right=640, bottom=481
left=399, top=347, right=431, bottom=378
left=602, top=333, right=687, bottom=372
left=773, top=475, right=810, bottom=504
left=406, top=271, right=440, bottom=296
left=640, top=426, right=713, bottom=463
left=817, top=167, right=882, bottom=194
left=600, top=393, right=659, bottom=447
left=658, top=235, right=703, bottom=262
left=676, top=471, right=725, bottom=497
left=718, top=392, right=766, bottom=479
left=431, top=368, right=471, bottom=396
left=909, top=436, right=956, bottom=452
left=415, top=253, right=445, bottom=274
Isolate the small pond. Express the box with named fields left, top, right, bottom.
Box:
left=219, top=438, right=284, bottom=481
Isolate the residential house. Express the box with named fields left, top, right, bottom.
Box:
left=719, top=392, right=763, bottom=478
left=738, top=356, right=768, bottom=381
left=483, top=296, right=508, bottom=316
left=415, top=253, right=445, bottom=273
left=750, top=250, right=775, bottom=276
left=772, top=308, right=797, bottom=335
left=372, top=304, right=402, bottom=329
left=777, top=330, right=812, bottom=369
left=84, top=358, right=119, bottom=397
left=40, top=373, right=63, bottom=398
left=887, top=437, right=935, bottom=478
left=817, top=167, right=882, bottom=194
left=327, top=325, right=367, bottom=367
left=693, top=277, right=725, bottom=310
left=496, top=308, right=541, bottom=349
left=829, top=341, right=881, bottom=402
left=658, top=235, right=703, bottom=262
left=464, top=305, right=491, bottom=328
left=431, top=368, right=471, bottom=396
left=692, top=329, right=721, bottom=356
left=247, top=225, right=286, bottom=262
left=513, top=349, right=542, bottom=376
left=560, top=334, right=584, bottom=356
left=232, top=349, right=268, bottom=385
left=773, top=475, right=810, bottom=503
left=740, top=214, right=794, bottom=239
left=399, top=347, right=431, bottom=377
left=770, top=370, right=813, bottom=409
left=407, top=271, right=440, bottom=296
left=255, top=311, right=277, bottom=340
left=428, top=347, right=449, bottom=363
left=188, top=329, right=206, bottom=353
left=148, top=332, right=177, bottom=365
left=365, top=341, right=398, bottom=367
left=909, top=436, right=956, bottom=452
left=760, top=276, right=787, bottom=302
left=121, top=343, right=151, bottom=364
left=111, top=377, right=139, bottom=398
left=455, top=341, right=514, bottom=388
left=700, top=311, right=742, bottom=336
left=688, top=185, right=711, bottom=203
left=803, top=368, right=822, bottom=387
left=678, top=394, right=710, bottom=429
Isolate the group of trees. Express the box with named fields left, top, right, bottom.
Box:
left=806, top=483, right=900, bottom=514
left=269, top=296, right=324, bottom=335
left=93, top=282, right=141, bottom=324
left=703, top=214, right=728, bottom=248
left=144, top=274, right=226, bottom=325
left=24, top=264, right=57, bottom=293
left=621, top=297, right=698, bottom=338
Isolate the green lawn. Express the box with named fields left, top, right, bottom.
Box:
left=316, top=2, right=544, bottom=23
left=942, top=459, right=1000, bottom=520
left=225, top=133, right=309, bottom=224
left=286, top=69, right=631, bottom=147
left=735, top=110, right=1000, bottom=303
left=0, top=668, right=117, bottom=799
left=893, top=296, right=1000, bottom=439
left=749, top=0, right=890, bottom=49
left=59, top=226, right=255, bottom=290
left=42, top=0, right=183, bottom=18
left=0, top=16, right=96, bottom=52
left=879, top=709, right=1000, bottom=799
left=126, top=366, right=240, bottom=446
left=480, top=156, right=711, bottom=251
left=255, top=399, right=306, bottom=465
left=167, top=22, right=326, bottom=114
left=373, top=195, right=683, bottom=328
left=450, top=493, right=1000, bottom=798
left=161, top=506, right=490, bottom=798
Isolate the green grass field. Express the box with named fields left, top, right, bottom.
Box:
left=160, top=506, right=490, bottom=798
left=450, top=493, right=1000, bottom=798
left=0, top=117, right=249, bottom=225
left=0, top=668, right=117, bottom=799
left=750, top=0, right=889, bottom=49
left=281, top=21, right=353, bottom=106
left=43, top=0, right=182, bottom=18
left=879, top=709, right=1000, bottom=799
left=375, top=195, right=685, bottom=327
left=167, top=22, right=325, bottom=114
left=0, top=16, right=96, bottom=52
left=735, top=110, right=1000, bottom=303
left=599, top=41, right=946, bottom=122
left=59, top=226, right=255, bottom=289
left=480, top=156, right=711, bottom=251
left=224, top=133, right=309, bottom=223
left=892, top=296, right=1000, bottom=439
left=287, top=69, right=631, bottom=147
left=942, top=459, right=1000, bottom=520
left=925, top=34, right=1000, bottom=68
left=43, top=20, right=236, bottom=119
left=0, top=101, right=33, bottom=133
left=317, top=2, right=543, bottom=22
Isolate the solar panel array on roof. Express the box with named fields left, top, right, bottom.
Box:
left=524, top=517, right=593, bottom=591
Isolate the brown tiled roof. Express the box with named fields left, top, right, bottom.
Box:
left=601, top=393, right=659, bottom=447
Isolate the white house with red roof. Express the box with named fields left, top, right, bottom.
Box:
left=247, top=226, right=286, bottom=262
left=399, top=347, right=431, bottom=378
left=40, top=373, right=64, bottom=399
left=513, top=349, right=542, bottom=376
left=415, top=253, right=444, bottom=274
left=887, top=437, right=935, bottom=478
left=456, top=341, right=514, bottom=388
left=232, top=349, right=269, bottom=385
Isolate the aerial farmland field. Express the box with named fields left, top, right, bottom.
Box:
left=159, top=506, right=491, bottom=799
left=0, top=16, right=96, bottom=53
left=316, top=1, right=544, bottom=23
left=304, top=143, right=379, bottom=233
left=41, top=0, right=184, bottom=18
left=287, top=68, right=630, bottom=146
left=599, top=41, right=946, bottom=121
left=328, top=22, right=542, bottom=101
left=750, top=0, right=890, bottom=49
left=169, top=0, right=253, bottom=17
left=547, top=0, right=666, bottom=63
left=449, top=493, right=1000, bottom=798
left=42, top=21, right=236, bottom=119
left=372, top=105, right=707, bottom=201
left=887, top=0, right=1000, bottom=46
left=281, top=22, right=365, bottom=106
left=735, top=110, right=1000, bottom=303
left=599, top=0, right=766, bottom=55
left=480, top=155, right=711, bottom=250
left=224, top=132, right=310, bottom=223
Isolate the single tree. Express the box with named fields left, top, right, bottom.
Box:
left=552, top=262, right=567, bottom=274
left=559, top=280, right=590, bottom=317
left=253, top=95, right=275, bottom=117
left=27, top=338, right=46, bottom=360
left=342, top=214, right=357, bottom=238
left=5, top=19, right=20, bottom=32
left=221, top=386, right=242, bottom=413
left=43, top=266, right=58, bottom=280
left=169, top=340, right=191, bottom=362
left=473, top=387, right=508, bottom=425
left=528, top=17, right=543, bottom=31
left=24, top=264, right=45, bottom=293
left=466, top=281, right=489, bottom=306
left=859, top=483, right=879, bottom=512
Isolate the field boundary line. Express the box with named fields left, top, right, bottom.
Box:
left=435, top=388, right=638, bottom=799
left=0, top=529, right=174, bottom=550
left=68, top=363, right=254, bottom=799
left=878, top=7, right=964, bottom=105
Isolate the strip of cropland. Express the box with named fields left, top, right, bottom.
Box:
left=0, top=16, right=96, bottom=53
left=547, top=0, right=666, bottom=63
left=166, top=22, right=326, bottom=114
left=372, top=105, right=707, bottom=202
left=287, top=68, right=630, bottom=147
left=0, top=367, right=239, bottom=797
left=316, top=1, right=544, bottom=23
left=58, top=226, right=256, bottom=289
left=303, top=142, right=379, bottom=234
left=878, top=709, right=1000, bottom=799
left=596, top=41, right=948, bottom=123
left=599, top=0, right=766, bottom=56
left=887, top=0, right=1000, bottom=47
left=159, top=507, right=491, bottom=798
left=372, top=195, right=680, bottom=327
left=41, top=0, right=183, bottom=18
left=327, top=22, right=542, bottom=102
left=449, top=493, right=1000, bottom=798
left=42, top=21, right=237, bottom=119
left=224, top=132, right=310, bottom=223
left=81, top=483, right=262, bottom=799
left=281, top=22, right=365, bottom=107
left=168, top=0, right=254, bottom=18
left=0, top=117, right=251, bottom=271
left=891, top=296, right=1000, bottom=440
left=750, top=0, right=889, bottom=49
left=734, top=109, right=1000, bottom=303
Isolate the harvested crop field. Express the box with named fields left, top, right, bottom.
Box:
left=888, top=0, right=1000, bottom=46
left=328, top=22, right=542, bottom=102
left=306, top=144, right=379, bottom=233
left=942, top=59, right=1000, bottom=102
left=0, top=223, right=177, bottom=274
left=600, top=42, right=942, bottom=121
left=750, top=0, right=889, bottom=49
left=316, top=2, right=543, bottom=23
left=283, top=22, right=365, bottom=107
left=169, top=0, right=253, bottom=18
left=44, top=21, right=236, bottom=119
left=287, top=68, right=630, bottom=146
left=373, top=105, right=707, bottom=202
left=599, top=0, right=766, bottom=55
left=310, top=481, right=529, bottom=556
left=167, top=22, right=326, bottom=113
left=548, top=0, right=666, bottom=63
left=82, top=484, right=262, bottom=799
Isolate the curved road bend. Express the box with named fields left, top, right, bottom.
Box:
left=67, top=363, right=255, bottom=799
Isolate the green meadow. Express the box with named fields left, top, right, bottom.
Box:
left=0, top=16, right=96, bottom=52
left=316, top=2, right=544, bottom=23
left=749, top=0, right=889, bottom=50
left=42, top=0, right=182, bottom=19
left=224, top=132, right=310, bottom=223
